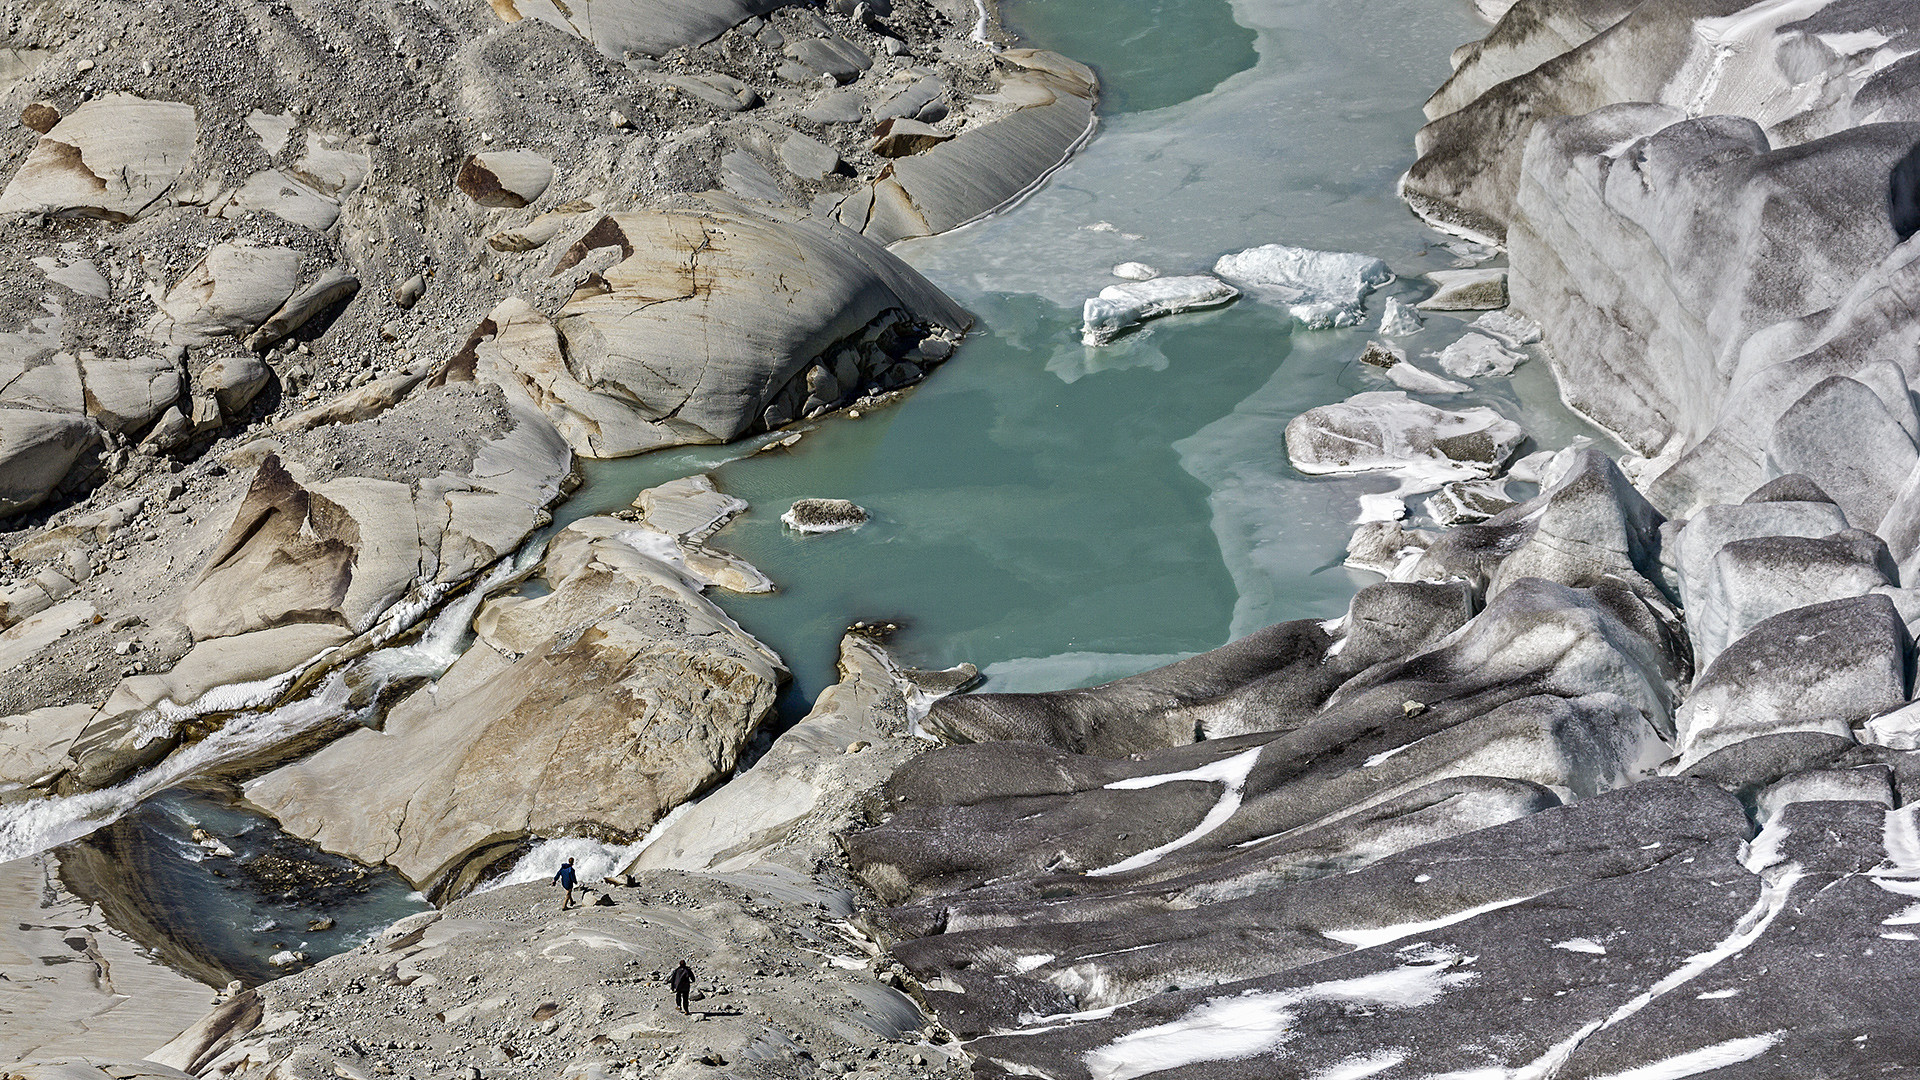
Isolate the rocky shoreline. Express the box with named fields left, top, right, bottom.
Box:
left=15, top=0, right=1920, bottom=1077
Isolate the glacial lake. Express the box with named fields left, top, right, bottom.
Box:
left=563, top=0, right=1605, bottom=711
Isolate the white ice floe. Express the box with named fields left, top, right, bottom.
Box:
left=1287, top=391, right=1525, bottom=480
left=1081, top=957, right=1476, bottom=1080
left=1551, top=938, right=1608, bottom=955
left=1212, top=244, right=1392, bottom=329
left=1080, top=274, right=1239, bottom=346
left=1088, top=746, right=1264, bottom=876
left=1112, top=261, right=1159, bottom=280
left=1320, top=897, right=1530, bottom=948
left=1387, top=361, right=1470, bottom=395
left=1469, top=309, right=1542, bottom=346
left=1378, top=297, right=1423, bottom=337
left=1434, top=331, right=1525, bottom=378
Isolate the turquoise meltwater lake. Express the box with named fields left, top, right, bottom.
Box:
left=560, top=0, right=1605, bottom=712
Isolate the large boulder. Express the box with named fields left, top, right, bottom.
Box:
left=451, top=200, right=968, bottom=456
left=1687, top=529, right=1897, bottom=671
left=245, top=516, right=785, bottom=894
left=0, top=408, right=98, bottom=516
left=1674, top=593, right=1909, bottom=768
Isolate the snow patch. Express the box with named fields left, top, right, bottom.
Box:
left=1089, top=747, right=1264, bottom=876
left=1551, top=938, right=1607, bottom=955
left=1321, top=897, right=1530, bottom=948
left=1587, top=1033, right=1783, bottom=1080
left=1082, top=958, right=1475, bottom=1080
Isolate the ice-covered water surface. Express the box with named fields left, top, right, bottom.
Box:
left=568, top=0, right=1608, bottom=705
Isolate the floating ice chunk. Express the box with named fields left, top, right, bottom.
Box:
left=782, top=498, right=869, bottom=533
left=1359, top=339, right=1468, bottom=394
left=1469, top=308, right=1542, bottom=346
left=1080, top=275, right=1238, bottom=346
left=1212, top=244, right=1392, bottom=329
left=1286, top=391, right=1525, bottom=478
left=1434, top=331, right=1525, bottom=378
left=1551, top=937, right=1608, bottom=955
left=1111, top=261, right=1159, bottom=281
left=1392, top=363, right=1469, bottom=395
left=1378, top=296, right=1424, bottom=336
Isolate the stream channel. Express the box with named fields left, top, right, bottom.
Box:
left=13, top=0, right=1611, bottom=993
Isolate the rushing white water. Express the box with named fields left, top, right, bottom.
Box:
left=0, top=561, right=513, bottom=864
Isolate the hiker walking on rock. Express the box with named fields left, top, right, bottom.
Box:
left=553, top=857, right=578, bottom=910
left=669, top=959, right=696, bottom=1015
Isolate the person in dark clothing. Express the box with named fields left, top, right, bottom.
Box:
left=669, top=960, right=696, bottom=1014
left=553, top=858, right=578, bottom=910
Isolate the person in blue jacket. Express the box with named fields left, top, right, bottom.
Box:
left=553, top=857, right=578, bottom=910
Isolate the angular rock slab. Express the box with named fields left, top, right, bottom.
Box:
left=0, top=94, right=196, bottom=220
left=245, top=516, right=785, bottom=893
left=179, top=384, right=571, bottom=641
left=457, top=200, right=968, bottom=456
left=837, top=50, right=1097, bottom=244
